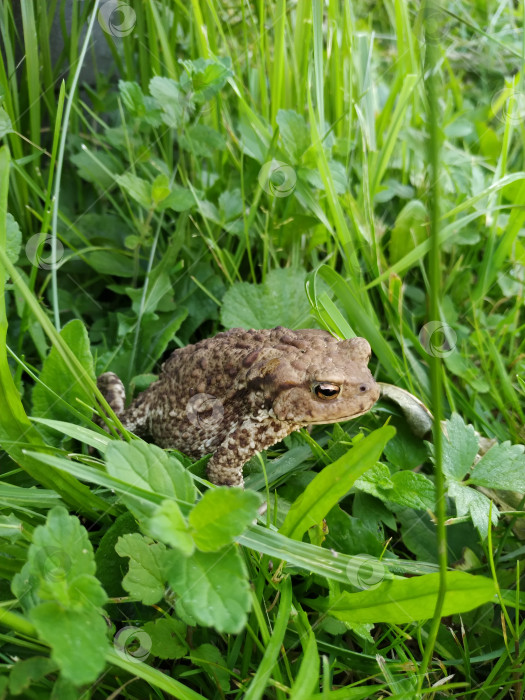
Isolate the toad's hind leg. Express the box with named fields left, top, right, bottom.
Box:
left=96, top=371, right=150, bottom=437
left=206, top=418, right=298, bottom=487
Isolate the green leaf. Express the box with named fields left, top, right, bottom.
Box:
left=186, top=57, right=233, bottom=101
left=448, top=481, right=498, bottom=539
left=151, top=174, right=171, bottom=203
left=31, top=604, right=108, bottom=686
left=149, top=76, right=184, bottom=127
left=164, top=545, right=251, bottom=633
left=115, top=533, right=166, bottom=605
left=388, top=200, right=427, bottom=264
left=116, top=172, right=151, bottom=208
left=0, top=512, right=23, bottom=541
left=95, top=511, right=139, bottom=597
left=32, top=320, right=96, bottom=438
left=105, top=441, right=195, bottom=517
left=11, top=506, right=104, bottom=610
left=119, top=80, right=162, bottom=125
left=148, top=499, right=195, bottom=556
left=386, top=471, right=436, bottom=510
left=221, top=267, right=315, bottom=329
left=441, top=412, right=479, bottom=480
left=189, top=488, right=261, bottom=552
left=315, top=571, right=496, bottom=623
left=190, top=644, right=230, bottom=691
left=276, top=109, right=310, bottom=162
left=158, top=184, right=195, bottom=212
left=142, top=617, right=188, bottom=660
left=469, top=441, right=525, bottom=492
left=0, top=107, right=13, bottom=137
left=179, top=124, right=225, bottom=157
left=6, top=213, right=21, bottom=264
left=9, top=656, right=58, bottom=695
left=280, top=426, right=396, bottom=540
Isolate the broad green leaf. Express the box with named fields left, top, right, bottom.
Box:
left=469, top=441, right=525, bottom=492
left=151, top=174, right=171, bottom=203
left=386, top=471, right=436, bottom=510
left=105, top=441, right=195, bottom=515
left=276, top=109, right=310, bottom=162
left=32, top=320, right=96, bottom=438
left=190, top=644, right=230, bottom=691
left=315, top=571, right=495, bottom=623
left=165, top=545, right=250, bottom=633
left=30, top=416, right=110, bottom=452
left=389, top=199, right=427, bottom=264
left=448, top=481, right=498, bottom=539
left=115, top=533, right=166, bottom=605
left=280, top=426, right=396, bottom=540
left=9, top=656, right=58, bottom=695
left=186, top=57, right=233, bottom=101
left=0, top=107, right=13, bottom=137
left=94, top=511, right=139, bottom=597
left=11, top=506, right=104, bottom=609
left=6, top=213, right=21, bottom=264
left=0, top=512, right=22, bottom=541
left=148, top=499, right=195, bottom=556
left=119, top=80, right=162, bottom=125
left=189, top=487, right=261, bottom=552
left=116, top=172, right=151, bottom=208
left=149, top=77, right=184, bottom=127
left=158, top=184, right=195, bottom=212
left=441, top=413, right=479, bottom=480
left=142, top=617, right=188, bottom=660
left=221, top=267, right=315, bottom=329
left=31, top=604, right=108, bottom=686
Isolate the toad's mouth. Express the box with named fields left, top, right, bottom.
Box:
left=301, top=404, right=377, bottom=425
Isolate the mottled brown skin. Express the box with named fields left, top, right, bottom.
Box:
left=97, top=327, right=380, bottom=487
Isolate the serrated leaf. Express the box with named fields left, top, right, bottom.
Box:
left=32, top=320, right=96, bottom=441
left=149, top=77, right=184, bottom=127
left=6, top=213, right=21, bottom=264
left=189, top=488, right=261, bottom=552
left=148, top=499, right=195, bottom=555
left=315, top=571, right=495, bottom=623
left=190, top=644, right=230, bottom=691
left=142, top=617, right=188, bottom=660
left=386, top=471, right=436, bottom=510
left=165, top=545, right=251, bottom=633
left=220, top=267, right=315, bottom=329
left=115, top=533, right=166, bottom=605
left=116, top=172, right=151, bottom=208
left=280, top=426, right=396, bottom=541
left=188, top=57, right=233, bottom=101
left=9, top=656, right=58, bottom=695
left=105, top=441, right=195, bottom=518
left=30, top=604, right=108, bottom=686
left=448, top=481, right=498, bottom=539
left=441, top=413, right=479, bottom=480
left=0, top=512, right=23, bottom=541
left=468, top=441, right=525, bottom=492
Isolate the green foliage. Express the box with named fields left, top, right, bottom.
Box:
left=0, top=0, right=524, bottom=697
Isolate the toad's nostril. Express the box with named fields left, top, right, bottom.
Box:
left=359, top=384, right=368, bottom=392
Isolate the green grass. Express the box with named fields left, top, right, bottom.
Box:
left=0, top=0, right=525, bottom=698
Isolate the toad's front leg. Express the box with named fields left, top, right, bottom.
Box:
left=206, top=418, right=298, bottom=487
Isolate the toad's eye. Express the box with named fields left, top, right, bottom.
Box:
left=314, top=383, right=341, bottom=400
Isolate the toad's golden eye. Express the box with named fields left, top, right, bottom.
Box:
left=314, top=383, right=341, bottom=400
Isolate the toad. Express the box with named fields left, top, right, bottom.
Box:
left=97, top=327, right=380, bottom=487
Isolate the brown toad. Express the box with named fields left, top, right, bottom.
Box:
left=97, top=327, right=380, bottom=487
